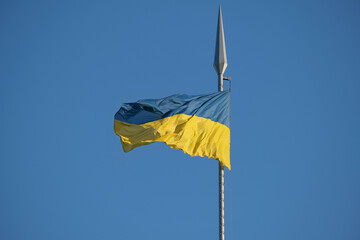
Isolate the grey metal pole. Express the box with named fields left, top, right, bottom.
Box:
left=219, top=162, right=225, bottom=240
left=214, top=6, right=227, bottom=240
left=218, top=74, right=225, bottom=240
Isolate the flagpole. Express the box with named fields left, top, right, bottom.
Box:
left=214, top=6, right=227, bottom=240
left=219, top=74, right=225, bottom=240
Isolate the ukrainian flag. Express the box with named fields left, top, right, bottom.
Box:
left=114, top=90, right=231, bottom=170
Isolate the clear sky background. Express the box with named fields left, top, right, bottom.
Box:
left=1, top=0, right=360, bottom=239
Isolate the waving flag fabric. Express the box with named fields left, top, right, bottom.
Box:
left=114, top=90, right=231, bottom=170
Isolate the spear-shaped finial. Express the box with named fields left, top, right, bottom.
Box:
left=214, top=5, right=228, bottom=77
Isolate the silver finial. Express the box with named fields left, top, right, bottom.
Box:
left=214, top=5, right=228, bottom=76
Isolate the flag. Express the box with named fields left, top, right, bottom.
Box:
left=114, top=90, right=231, bottom=170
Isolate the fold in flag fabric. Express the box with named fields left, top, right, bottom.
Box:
left=114, top=90, right=231, bottom=170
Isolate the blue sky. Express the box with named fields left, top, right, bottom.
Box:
left=1, top=0, right=360, bottom=239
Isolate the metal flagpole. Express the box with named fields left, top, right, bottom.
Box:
left=214, top=5, right=228, bottom=240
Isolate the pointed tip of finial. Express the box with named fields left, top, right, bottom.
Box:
left=214, top=5, right=228, bottom=75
